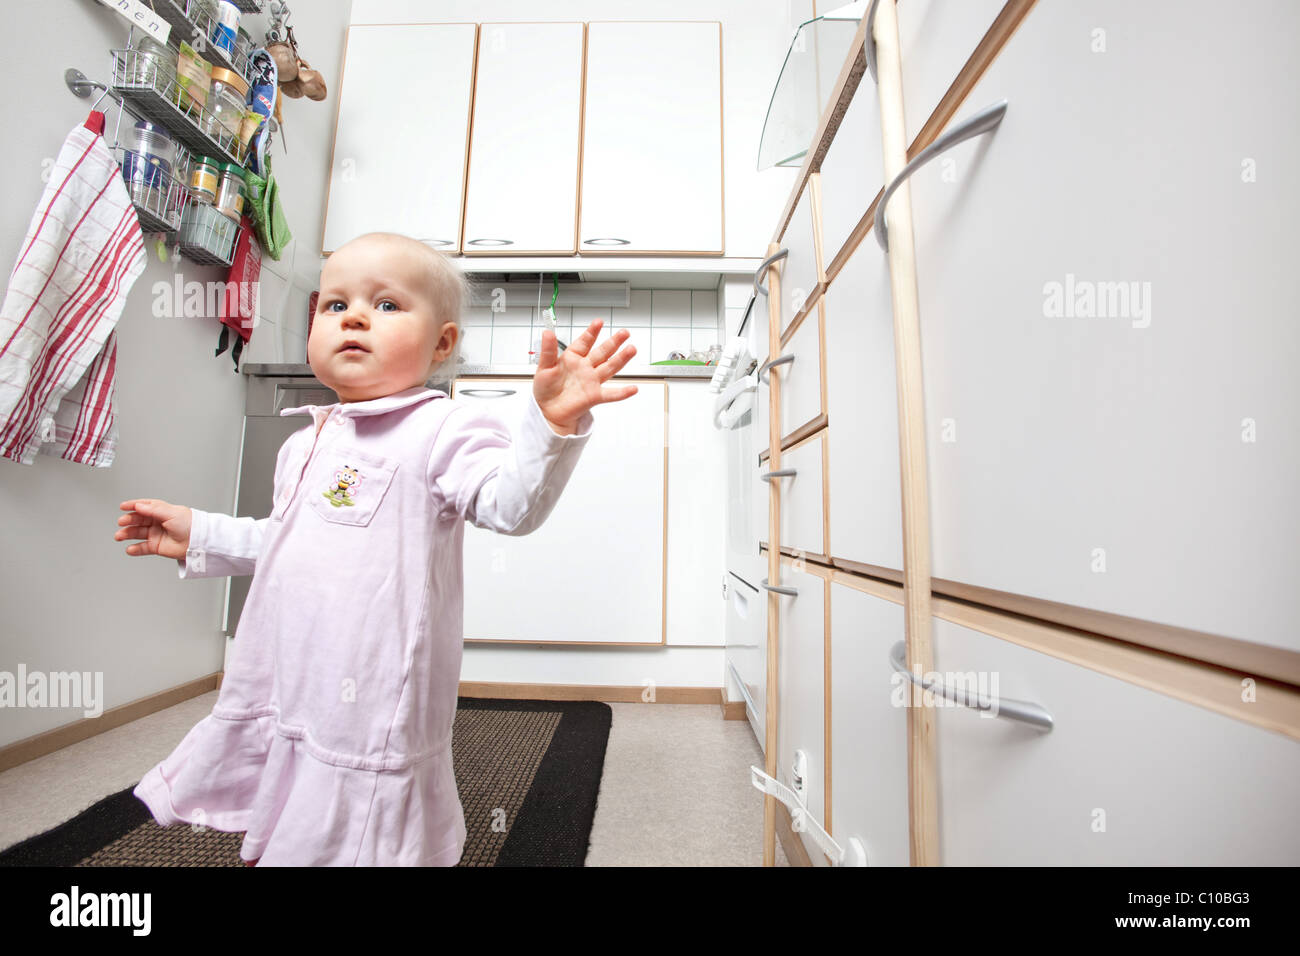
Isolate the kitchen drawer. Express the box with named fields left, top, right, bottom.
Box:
left=932, top=616, right=1300, bottom=864
left=776, top=301, right=824, bottom=442
left=726, top=572, right=766, bottom=752
left=818, top=64, right=884, bottom=273
left=775, top=181, right=824, bottom=339
left=773, top=563, right=827, bottom=863
left=897, top=0, right=1007, bottom=143
left=829, top=582, right=909, bottom=866
left=823, top=236, right=903, bottom=574
left=906, top=0, right=1300, bottom=654
left=776, top=435, right=825, bottom=560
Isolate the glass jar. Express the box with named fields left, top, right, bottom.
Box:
left=215, top=163, right=246, bottom=222
left=205, top=68, right=249, bottom=151
left=127, top=35, right=174, bottom=91
left=121, top=120, right=175, bottom=189
left=189, top=156, right=221, bottom=205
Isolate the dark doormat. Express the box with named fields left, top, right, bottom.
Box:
left=0, top=698, right=611, bottom=867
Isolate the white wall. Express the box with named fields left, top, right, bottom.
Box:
left=0, top=0, right=353, bottom=748
left=349, top=0, right=805, bottom=259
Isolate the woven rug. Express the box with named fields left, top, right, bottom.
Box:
left=0, top=698, right=611, bottom=867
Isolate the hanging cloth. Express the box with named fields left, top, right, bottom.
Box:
left=215, top=214, right=262, bottom=372
left=0, top=111, right=146, bottom=467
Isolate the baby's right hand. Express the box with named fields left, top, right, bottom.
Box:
left=116, top=499, right=192, bottom=561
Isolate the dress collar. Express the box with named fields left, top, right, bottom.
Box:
left=279, top=385, right=447, bottom=419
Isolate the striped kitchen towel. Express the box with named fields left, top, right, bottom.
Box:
left=0, top=111, right=145, bottom=467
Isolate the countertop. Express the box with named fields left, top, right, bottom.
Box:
left=241, top=363, right=718, bottom=380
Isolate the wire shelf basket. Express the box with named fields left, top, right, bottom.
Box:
left=111, top=47, right=249, bottom=166
left=231, top=0, right=264, bottom=14
left=114, top=144, right=193, bottom=233
left=148, top=0, right=257, bottom=82
left=178, top=200, right=241, bottom=267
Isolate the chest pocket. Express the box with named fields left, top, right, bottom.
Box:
left=308, top=446, right=399, bottom=528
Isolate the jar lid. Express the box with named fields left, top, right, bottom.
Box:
left=194, top=155, right=222, bottom=169
left=219, top=163, right=246, bottom=178
left=133, top=119, right=172, bottom=137
left=209, top=67, right=250, bottom=97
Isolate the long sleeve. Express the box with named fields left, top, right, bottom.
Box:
left=175, top=426, right=304, bottom=578
left=428, top=392, right=594, bottom=535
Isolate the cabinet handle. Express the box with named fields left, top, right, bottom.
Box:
left=761, top=577, right=799, bottom=597
left=583, top=237, right=630, bottom=245
left=864, top=0, right=882, bottom=84
left=889, top=640, right=1054, bottom=731
left=458, top=388, right=516, bottom=398
left=753, top=247, right=789, bottom=298
left=761, top=468, right=796, bottom=481
left=467, top=238, right=514, bottom=246
left=874, top=100, right=1009, bottom=252
left=757, top=353, right=794, bottom=383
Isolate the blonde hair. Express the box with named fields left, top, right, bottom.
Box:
left=343, top=232, right=468, bottom=387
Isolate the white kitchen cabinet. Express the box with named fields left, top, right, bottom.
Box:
left=776, top=435, right=825, bottom=561
left=822, top=234, right=903, bottom=575
left=829, top=582, right=909, bottom=866
left=725, top=572, right=766, bottom=751
left=322, top=23, right=477, bottom=253
left=933, top=616, right=1300, bottom=865
left=775, top=300, right=823, bottom=442
left=775, top=180, right=822, bottom=337
left=773, top=563, right=828, bottom=864
left=457, top=379, right=666, bottom=644
left=462, top=23, right=584, bottom=254
left=817, top=66, right=884, bottom=271
left=666, top=381, right=726, bottom=646
left=579, top=21, right=723, bottom=254
left=906, top=0, right=1300, bottom=653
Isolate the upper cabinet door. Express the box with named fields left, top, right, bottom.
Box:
left=322, top=23, right=477, bottom=254
left=462, top=23, right=585, bottom=255
left=580, top=21, right=724, bottom=255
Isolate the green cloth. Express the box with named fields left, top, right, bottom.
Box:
left=242, top=168, right=292, bottom=260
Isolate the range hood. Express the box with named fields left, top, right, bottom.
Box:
left=757, top=1, right=866, bottom=171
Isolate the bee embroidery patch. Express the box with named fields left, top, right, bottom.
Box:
left=322, top=465, right=363, bottom=507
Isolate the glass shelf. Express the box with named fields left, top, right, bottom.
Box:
left=757, top=5, right=864, bottom=171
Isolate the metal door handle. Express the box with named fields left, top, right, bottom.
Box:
left=753, top=248, right=789, bottom=298
left=761, top=577, right=798, bottom=597
left=761, top=468, right=796, bottom=481
left=758, top=353, right=794, bottom=383
left=889, top=640, right=1053, bottom=731
left=874, top=100, right=1008, bottom=251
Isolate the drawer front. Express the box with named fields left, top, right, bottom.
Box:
left=726, top=574, right=766, bottom=747
left=829, top=583, right=909, bottom=865
left=777, top=435, right=825, bottom=560
left=777, top=303, right=824, bottom=441
left=823, top=237, right=903, bottom=573
left=818, top=67, right=884, bottom=271
left=908, top=0, right=1300, bottom=651
left=776, top=183, right=823, bottom=338
left=775, top=564, right=827, bottom=862
left=933, top=617, right=1300, bottom=865
left=898, top=0, right=1007, bottom=142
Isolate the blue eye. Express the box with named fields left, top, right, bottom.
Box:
left=326, top=300, right=345, bottom=312
left=378, top=300, right=399, bottom=313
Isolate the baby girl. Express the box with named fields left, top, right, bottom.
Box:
left=114, top=232, right=637, bottom=865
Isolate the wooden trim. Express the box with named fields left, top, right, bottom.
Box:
left=823, top=574, right=833, bottom=841
left=763, top=240, right=784, bottom=868
left=932, top=578, right=1300, bottom=689
left=720, top=686, right=748, bottom=720
left=457, top=681, right=721, bottom=704
left=777, top=283, right=826, bottom=347
left=662, top=383, right=669, bottom=645
left=831, top=554, right=905, bottom=585
left=828, top=568, right=1300, bottom=743
left=759, top=413, right=827, bottom=463
left=874, top=0, right=939, bottom=868
left=575, top=22, right=587, bottom=256
left=0, top=674, right=220, bottom=775
left=456, top=24, right=480, bottom=256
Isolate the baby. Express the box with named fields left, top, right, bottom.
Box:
left=114, top=232, right=637, bottom=865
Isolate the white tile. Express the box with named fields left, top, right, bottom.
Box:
left=722, top=276, right=753, bottom=310
left=488, top=306, right=532, bottom=327
left=464, top=306, right=494, bottom=326
left=623, top=328, right=651, bottom=364
left=651, top=290, right=692, bottom=327
left=650, top=327, right=694, bottom=362
left=459, top=324, right=492, bottom=364
left=624, top=289, right=653, bottom=326
left=490, top=325, right=532, bottom=364
left=693, top=329, right=721, bottom=354
left=691, top=290, right=718, bottom=331
left=572, top=306, right=614, bottom=337
left=245, top=318, right=280, bottom=364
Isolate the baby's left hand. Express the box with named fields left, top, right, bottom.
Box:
left=534, top=319, right=638, bottom=434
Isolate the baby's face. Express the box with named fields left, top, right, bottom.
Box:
left=308, top=236, right=458, bottom=402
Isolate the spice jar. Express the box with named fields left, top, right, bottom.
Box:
left=205, top=68, right=250, bottom=152
left=189, top=156, right=221, bottom=205
left=121, top=120, right=176, bottom=190
left=175, top=41, right=212, bottom=114
left=127, top=35, right=175, bottom=91
left=215, top=163, right=246, bottom=221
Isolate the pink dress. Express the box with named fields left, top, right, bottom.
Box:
left=133, top=384, right=594, bottom=865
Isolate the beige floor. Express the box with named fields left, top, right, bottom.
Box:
left=0, top=693, right=789, bottom=866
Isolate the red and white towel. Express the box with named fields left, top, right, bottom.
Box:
left=0, top=111, right=145, bottom=467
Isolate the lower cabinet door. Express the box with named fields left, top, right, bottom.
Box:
left=774, top=563, right=828, bottom=863
left=777, top=434, right=826, bottom=560
left=829, top=582, right=910, bottom=865
left=933, top=616, right=1300, bottom=865
left=725, top=572, right=766, bottom=751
